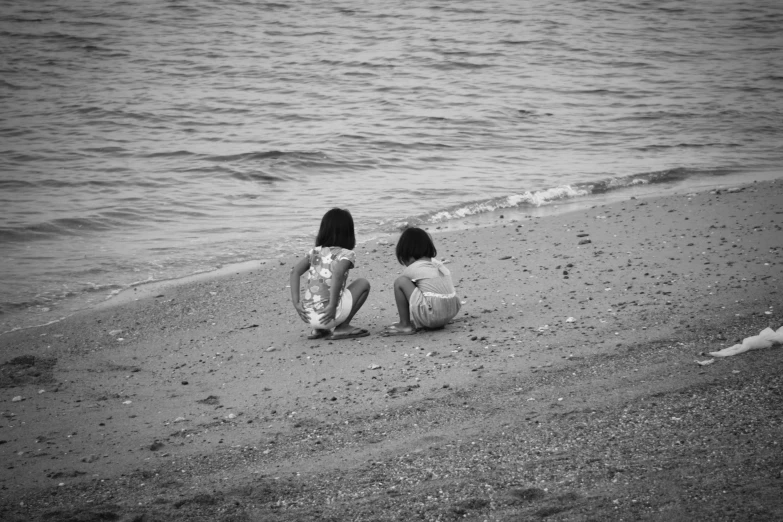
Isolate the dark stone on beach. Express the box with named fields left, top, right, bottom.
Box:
left=387, top=384, right=420, bottom=395
left=150, top=441, right=164, bottom=451
left=197, top=395, right=220, bottom=405
left=579, top=239, right=592, bottom=245
left=181, top=381, right=189, bottom=385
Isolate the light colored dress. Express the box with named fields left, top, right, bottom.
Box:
left=302, top=246, right=355, bottom=328
left=403, top=258, right=461, bottom=329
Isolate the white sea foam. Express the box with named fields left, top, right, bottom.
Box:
left=428, top=185, right=590, bottom=223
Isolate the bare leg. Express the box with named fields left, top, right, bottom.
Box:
left=332, top=278, right=370, bottom=334
left=390, top=275, right=417, bottom=333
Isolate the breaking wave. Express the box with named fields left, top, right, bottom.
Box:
left=395, top=166, right=741, bottom=228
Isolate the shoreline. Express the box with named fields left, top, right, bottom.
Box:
left=3, top=166, right=780, bottom=337
left=1, top=178, right=781, bottom=521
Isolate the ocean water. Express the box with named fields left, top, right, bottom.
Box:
left=1, top=0, right=782, bottom=333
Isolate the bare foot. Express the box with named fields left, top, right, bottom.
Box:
left=383, top=324, right=417, bottom=336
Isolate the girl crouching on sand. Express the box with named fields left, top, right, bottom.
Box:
left=290, top=208, right=371, bottom=340
left=385, top=227, right=461, bottom=336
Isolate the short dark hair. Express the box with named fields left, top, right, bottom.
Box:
left=395, top=227, right=437, bottom=265
left=316, top=208, right=356, bottom=250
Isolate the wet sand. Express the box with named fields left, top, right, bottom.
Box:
left=1, top=179, right=782, bottom=521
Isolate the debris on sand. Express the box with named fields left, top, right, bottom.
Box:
left=709, top=326, right=783, bottom=357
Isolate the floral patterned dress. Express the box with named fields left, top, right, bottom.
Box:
left=302, top=246, right=356, bottom=314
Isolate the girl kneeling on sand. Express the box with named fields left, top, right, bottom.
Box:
left=385, top=227, right=460, bottom=336
left=290, top=208, right=371, bottom=340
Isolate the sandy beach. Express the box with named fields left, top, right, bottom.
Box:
left=1, top=179, right=782, bottom=521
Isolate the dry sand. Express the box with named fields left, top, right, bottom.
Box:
left=1, top=179, right=782, bottom=521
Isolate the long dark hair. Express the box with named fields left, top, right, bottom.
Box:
left=315, top=208, right=356, bottom=250
left=395, top=227, right=436, bottom=265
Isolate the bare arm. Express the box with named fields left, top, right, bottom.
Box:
left=319, top=258, right=352, bottom=325
left=290, top=257, right=310, bottom=322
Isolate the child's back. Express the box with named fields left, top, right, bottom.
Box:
left=302, top=245, right=355, bottom=313
left=403, top=258, right=460, bottom=329
left=290, top=208, right=370, bottom=341
left=386, top=227, right=460, bottom=336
